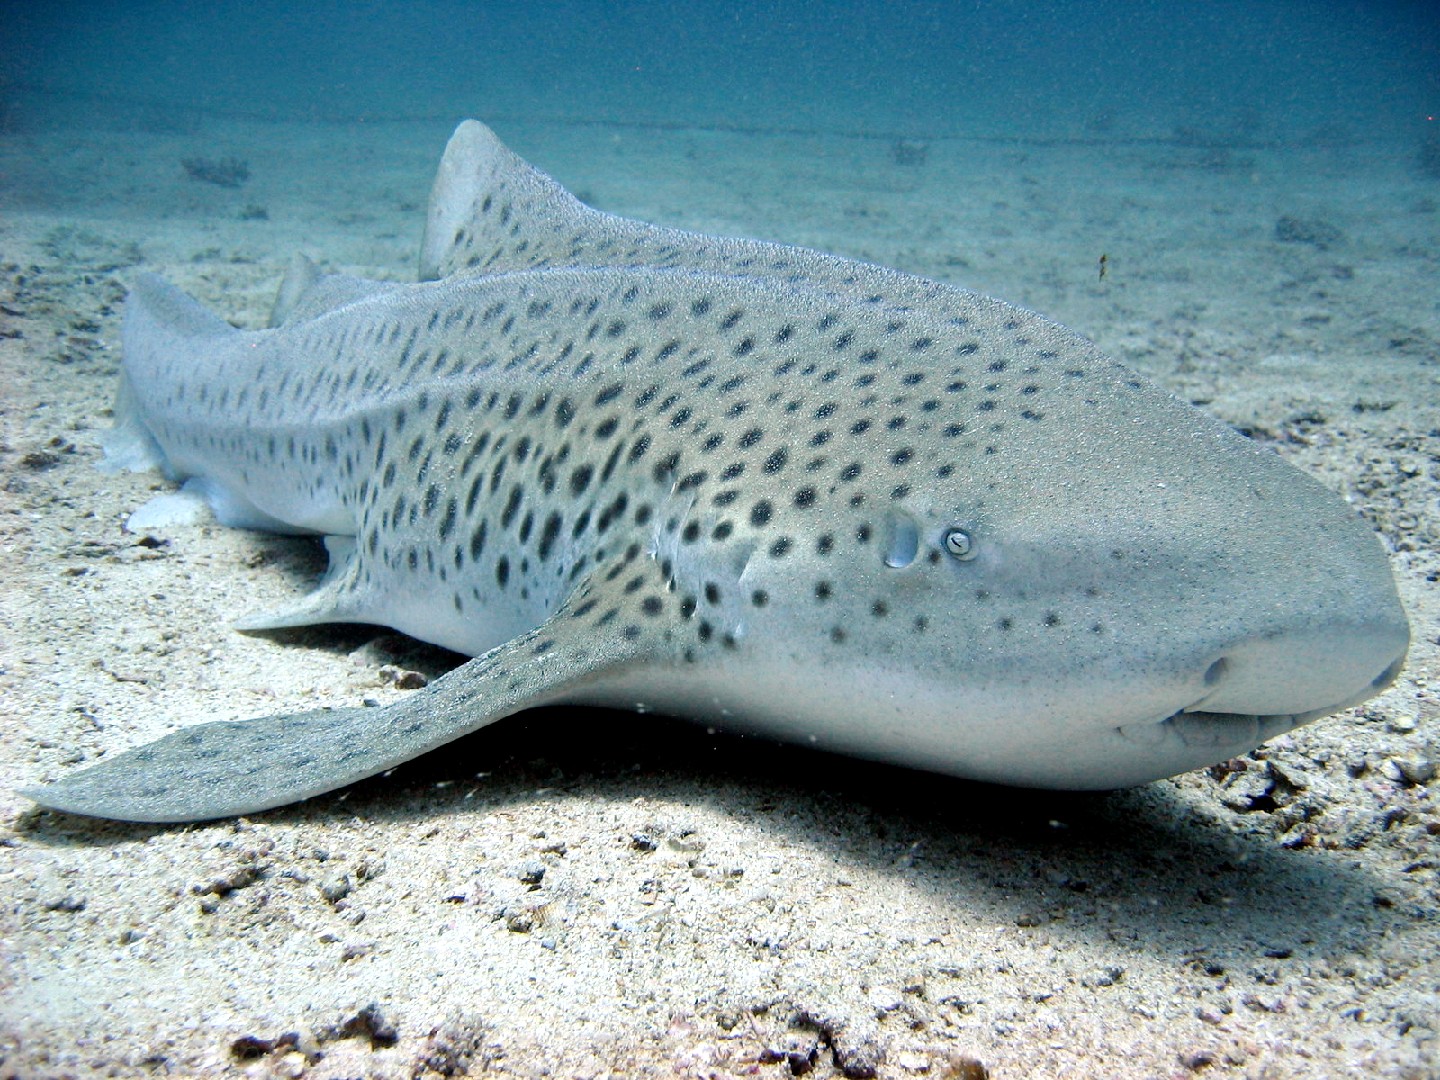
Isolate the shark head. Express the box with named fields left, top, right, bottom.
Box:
left=657, top=302, right=1409, bottom=788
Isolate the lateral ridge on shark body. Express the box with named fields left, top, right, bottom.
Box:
left=21, top=120, right=1408, bottom=823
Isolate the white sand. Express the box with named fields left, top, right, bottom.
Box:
left=1, top=119, right=1436, bottom=1078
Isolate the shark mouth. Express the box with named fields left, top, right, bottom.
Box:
left=1117, top=653, right=1406, bottom=753
left=1115, top=709, right=1299, bottom=752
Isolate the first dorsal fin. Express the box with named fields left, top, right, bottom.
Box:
left=421, top=120, right=585, bottom=279
left=415, top=120, right=915, bottom=301
left=420, top=119, right=673, bottom=281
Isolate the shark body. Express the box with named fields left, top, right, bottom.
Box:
left=23, top=121, right=1408, bottom=823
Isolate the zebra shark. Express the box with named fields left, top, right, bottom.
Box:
left=21, top=120, right=1408, bottom=823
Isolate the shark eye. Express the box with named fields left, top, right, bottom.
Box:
left=943, top=527, right=976, bottom=561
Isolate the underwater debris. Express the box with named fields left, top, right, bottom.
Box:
left=890, top=139, right=929, bottom=167
left=1274, top=215, right=1342, bottom=250
left=182, top=156, right=250, bottom=188
left=1419, top=136, right=1440, bottom=180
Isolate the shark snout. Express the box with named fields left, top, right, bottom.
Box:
left=1183, top=609, right=1409, bottom=722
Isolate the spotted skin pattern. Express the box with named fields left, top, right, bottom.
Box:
left=21, top=122, right=1407, bottom=822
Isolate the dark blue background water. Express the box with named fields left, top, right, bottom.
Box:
left=4, top=1, right=1437, bottom=143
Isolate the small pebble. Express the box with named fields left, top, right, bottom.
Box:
left=895, top=1049, right=929, bottom=1071
left=338, top=1002, right=397, bottom=1047
left=379, top=664, right=428, bottom=690
left=1180, top=1049, right=1217, bottom=1071
left=835, top=1036, right=883, bottom=1079
left=1386, top=711, right=1419, bottom=734
left=1393, top=757, right=1436, bottom=786
left=1388, top=760, right=1434, bottom=789
left=273, top=1051, right=306, bottom=1079
left=318, top=873, right=351, bottom=903
left=1269, top=761, right=1310, bottom=790
left=935, top=1056, right=989, bottom=1080
left=868, top=986, right=903, bottom=1013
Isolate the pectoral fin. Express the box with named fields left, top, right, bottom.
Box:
left=22, top=554, right=679, bottom=823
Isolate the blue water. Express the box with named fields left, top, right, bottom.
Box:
left=5, top=0, right=1436, bottom=144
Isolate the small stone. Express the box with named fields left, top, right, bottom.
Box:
left=934, top=1055, right=990, bottom=1080
left=1393, top=758, right=1436, bottom=786
left=1217, top=766, right=1277, bottom=812
left=44, top=894, right=86, bottom=913
left=1268, top=761, right=1310, bottom=791
left=418, top=1014, right=488, bottom=1077
left=1274, top=215, right=1343, bottom=249
left=291, top=1029, right=322, bottom=1062
left=338, top=1002, right=397, bottom=1047
left=1014, top=911, right=1044, bottom=927
left=835, top=1036, right=883, bottom=1079
left=516, top=860, right=546, bottom=886
left=895, top=1049, right=929, bottom=1071
left=868, top=986, right=903, bottom=1013
left=379, top=664, right=428, bottom=690
left=273, top=1050, right=307, bottom=1079
left=230, top=1033, right=279, bottom=1059
left=20, top=449, right=61, bottom=470
left=318, top=873, right=351, bottom=903
left=1180, top=1048, right=1217, bottom=1071
left=1386, top=711, right=1419, bottom=734
left=193, top=862, right=269, bottom=897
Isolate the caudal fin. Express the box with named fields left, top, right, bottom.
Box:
left=102, top=274, right=238, bottom=475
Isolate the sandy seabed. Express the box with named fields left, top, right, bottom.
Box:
left=0, top=116, right=1437, bottom=1078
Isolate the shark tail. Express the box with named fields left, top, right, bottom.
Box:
left=103, top=274, right=238, bottom=476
